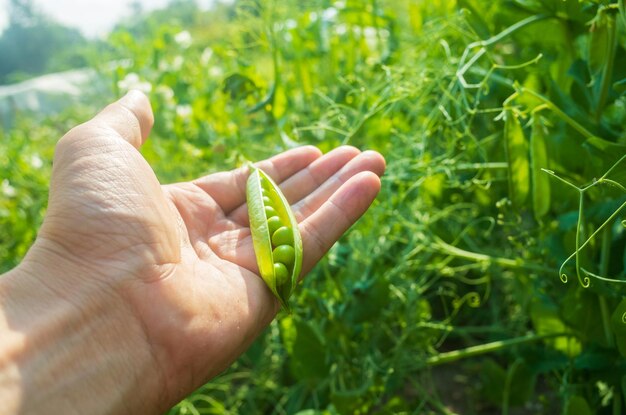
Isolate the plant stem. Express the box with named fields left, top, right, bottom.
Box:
left=558, top=199, right=626, bottom=285
left=434, top=238, right=554, bottom=274
left=453, top=162, right=509, bottom=171
left=575, top=193, right=587, bottom=287
left=457, top=14, right=550, bottom=87
left=427, top=333, right=573, bottom=366
left=599, top=226, right=615, bottom=348
left=471, top=14, right=550, bottom=49
left=516, top=87, right=595, bottom=139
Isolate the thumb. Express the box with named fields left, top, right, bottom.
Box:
left=56, top=90, right=154, bottom=157
left=90, top=89, right=154, bottom=149
left=53, top=90, right=154, bottom=167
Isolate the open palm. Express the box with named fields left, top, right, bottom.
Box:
left=32, top=91, right=385, bottom=410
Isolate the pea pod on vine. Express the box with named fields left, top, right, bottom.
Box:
left=246, top=166, right=303, bottom=311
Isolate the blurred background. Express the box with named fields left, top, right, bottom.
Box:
left=1, top=0, right=626, bottom=414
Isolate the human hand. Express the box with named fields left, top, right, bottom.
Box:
left=0, top=91, right=385, bottom=414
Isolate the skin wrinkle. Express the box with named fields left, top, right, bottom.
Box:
left=134, top=265, right=227, bottom=398
left=301, top=165, right=326, bottom=195
left=49, top=188, right=145, bottom=225
left=33, top=269, right=112, bottom=313
left=282, top=146, right=361, bottom=203
left=203, top=217, right=242, bottom=243
left=119, top=278, right=200, bottom=408
left=25, top=239, right=113, bottom=282
left=141, top=259, right=179, bottom=284
left=47, top=166, right=179, bottom=265
left=325, top=198, right=352, bottom=234
left=299, top=220, right=327, bottom=273
left=293, top=174, right=343, bottom=222
left=164, top=186, right=215, bottom=261
left=117, top=281, right=171, bottom=410
left=107, top=105, right=144, bottom=148
left=191, top=146, right=323, bottom=215
left=17, top=292, right=126, bottom=412
left=193, top=270, right=273, bottom=379
left=41, top=223, right=145, bottom=261
left=34, top=230, right=177, bottom=289
left=231, top=168, right=249, bottom=214
left=161, top=196, right=193, bottom=250
left=55, top=127, right=127, bottom=163
left=167, top=184, right=216, bottom=238
left=207, top=228, right=255, bottom=273
left=113, top=92, right=153, bottom=141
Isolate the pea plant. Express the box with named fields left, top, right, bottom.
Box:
left=2, top=0, right=626, bottom=414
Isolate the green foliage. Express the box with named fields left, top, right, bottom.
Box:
left=0, top=109, right=91, bottom=272
left=3, top=0, right=626, bottom=413
left=0, top=0, right=90, bottom=84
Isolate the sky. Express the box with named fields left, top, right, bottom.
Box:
left=0, top=0, right=216, bottom=38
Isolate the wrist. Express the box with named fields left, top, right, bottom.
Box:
left=0, top=246, right=166, bottom=414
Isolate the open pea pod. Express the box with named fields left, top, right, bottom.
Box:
left=246, top=166, right=303, bottom=311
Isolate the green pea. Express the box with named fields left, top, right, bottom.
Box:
left=262, top=196, right=272, bottom=205
left=272, top=226, right=294, bottom=246
left=273, top=245, right=295, bottom=268
left=267, top=216, right=283, bottom=235
left=274, top=262, right=289, bottom=286
left=264, top=206, right=278, bottom=219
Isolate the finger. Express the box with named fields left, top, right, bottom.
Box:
left=208, top=172, right=381, bottom=282
left=89, top=89, right=154, bottom=149
left=228, top=146, right=367, bottom=225
left=281, top=146, right=362, bottom=202
left=192, top=145, right=322, bottom=214
left=299, top=171, right=381, bottom=275
left=291, top=150, right=385, bottom=221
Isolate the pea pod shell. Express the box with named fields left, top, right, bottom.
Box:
left=530, top=115, right=550, bottom=220
left=504, top=110, right=530, bottom=208
left=246, top=166, right=303, bottom=310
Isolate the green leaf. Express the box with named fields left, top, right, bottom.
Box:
left=222, top=73, right=257, bottom=100
left=507, top=360, right=537, bottom=406
left=564, top=395, right=592, bottom=415
left=480, top=358, right=506, bottom=405
left=504, top=110, right=530, bottom=208
left=280, top=316, right=329, bottom=382
left=530, top=115, right=550, bottom=219
left=583, top=136, right=626, bottom=167
left=562, top=285, right=608, bottom=346
left=480, top=358, right=538, bottom=406
left=530, top=297, right=581, bottom=356
left=344, top=277, right=390, bottom=324
left=614, top=77, right=626, bottom=94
